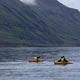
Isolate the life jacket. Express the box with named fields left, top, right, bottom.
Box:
left=61, top=57, right=65, bottom=62
left=34, top=57, right=38, bottom=60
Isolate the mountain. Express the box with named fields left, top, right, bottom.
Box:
left=0, top=0, right=80, bottom=47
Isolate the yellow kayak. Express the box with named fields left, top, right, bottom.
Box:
left=54, top=61, right=73, bottom=65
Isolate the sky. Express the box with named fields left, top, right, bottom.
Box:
left=19, top=0, right=80, bottom=11
left=57, top=0, right=80, bottom=11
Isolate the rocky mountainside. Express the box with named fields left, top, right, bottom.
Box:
left=0, top=0, right=80, bottom=47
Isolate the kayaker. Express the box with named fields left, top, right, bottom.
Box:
left=34, top=56, right=40, bottom=60
left=58, top=56, right=68, bottom=62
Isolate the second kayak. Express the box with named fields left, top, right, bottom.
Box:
left=54, top=61, right=73, bottom=65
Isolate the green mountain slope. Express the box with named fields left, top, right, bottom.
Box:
left=0, top=0, right=80, bottom=46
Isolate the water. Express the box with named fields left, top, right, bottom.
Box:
left=0, top=47, right=80, bottom=80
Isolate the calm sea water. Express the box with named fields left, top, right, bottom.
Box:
left=0, top=47, right=80, bottom=80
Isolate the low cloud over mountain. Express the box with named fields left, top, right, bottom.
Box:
left=20, top=0, right=36, bottom=5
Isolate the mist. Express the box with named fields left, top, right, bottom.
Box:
left=20, top=0, right=36, bottom=5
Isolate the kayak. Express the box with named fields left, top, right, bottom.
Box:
left=54, top=61, right=73, bottom=65
left=29, top=60, right=45, bottom=62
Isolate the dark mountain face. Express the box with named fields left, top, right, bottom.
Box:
left=0, top=0, right=80, bottom=47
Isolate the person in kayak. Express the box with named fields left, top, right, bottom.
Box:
left=34, top=56, right=40, bottom=61
left=58, top=56, right=68, bottom=62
